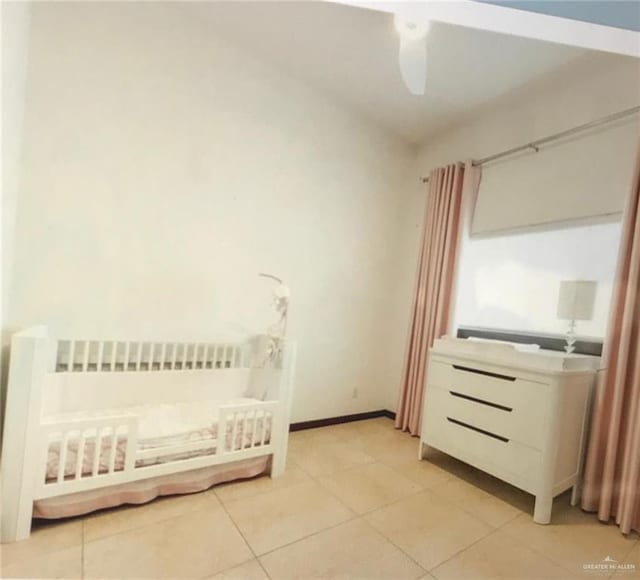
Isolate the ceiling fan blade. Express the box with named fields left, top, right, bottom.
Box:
left=398, top=35, right=427, bottom=96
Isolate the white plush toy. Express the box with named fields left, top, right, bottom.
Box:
left=258, top=273, right=290, bottom=364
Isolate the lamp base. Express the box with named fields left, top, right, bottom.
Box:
left=565, top=319, right=577, bottom=354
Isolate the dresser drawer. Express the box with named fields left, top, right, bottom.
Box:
left=428, top=360, right=550, bottom=420
left=422, top=401, right=541, bottom=492
left=423, top=384, right=545, bottom=450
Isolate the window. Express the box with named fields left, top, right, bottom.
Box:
left=453, top=220, right=622, bottom=339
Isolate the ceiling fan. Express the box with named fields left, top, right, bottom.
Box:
left=395, top=16, right=431, bottom=96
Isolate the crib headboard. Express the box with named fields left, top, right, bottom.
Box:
left=54, top=339, right=248, bottom=373
left=2, top=328, right=290, bottom=416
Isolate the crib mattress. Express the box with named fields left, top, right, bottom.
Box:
left=44, top=398, right=271, bottom=480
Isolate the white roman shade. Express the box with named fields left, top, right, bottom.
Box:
left=471, top=118, right=638, bottom=236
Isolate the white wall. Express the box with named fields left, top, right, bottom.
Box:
left=8, top=2, right=415, bottom=422
left=384, top=52, right=640, bottom=411
left=417, top=53, right=640, bottom=170
left=1, top=1, right=31, bottom=365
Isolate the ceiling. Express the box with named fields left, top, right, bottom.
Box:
left=197, top=1, right=593, bottom=144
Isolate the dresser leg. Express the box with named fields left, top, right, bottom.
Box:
left=418, top=441, right=430, bottom=460
left=533, top=495, right=553, bottom=524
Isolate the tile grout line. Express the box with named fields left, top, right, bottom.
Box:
left=293, top=425, right=430, bottom=501
left=255, top=513, right=360, bottom=560
left=246, top=426, right=431, bottom=565
left=216, top=496, right=267, bottom=577
left=488, top=519, right=581, bottom=578
left=255, top=558, right=272, bottom=580
left=81, top=518, right=85, bottom=580
left=325, top=421, right=523, bottom=576
left=349, top=467, right=505, bottom=574
left=82, top=494, right=214, bottom=545
left=357, top=515, right=428, bottom=575
left=428, top=525, right=504, bottom=577
left=251, top=463, right=362, bottom=559
left=216, top=451, right=363, bottom=566
left=492, top=507, right=639, bottom=579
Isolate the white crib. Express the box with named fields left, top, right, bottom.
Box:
left=0, top=326, right=296, bottom=542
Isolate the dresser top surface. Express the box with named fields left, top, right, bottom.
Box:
left=431, top=337, right=601, bottom=374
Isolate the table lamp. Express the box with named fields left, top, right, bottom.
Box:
left=557, top=280, right=597, bottom=354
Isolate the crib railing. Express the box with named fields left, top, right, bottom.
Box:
left=34, top=401, right=280, bottom=500
left=55, top=339, right=249, bottom=373
left=39, top=415, right=138, bottom=487
left=218, top=403, right=275, bottom=453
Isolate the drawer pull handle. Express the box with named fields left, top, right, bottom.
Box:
left=452, top=365, right=516, bottom=382
left=446, top=417, right=509, bottom=443
left=449, top=390, right=513, bottom=412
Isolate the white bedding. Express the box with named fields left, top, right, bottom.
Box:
left=44, top=398, right=272, bottom=480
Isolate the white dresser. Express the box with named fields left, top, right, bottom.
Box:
left=419, top=337, right=600, bottom=524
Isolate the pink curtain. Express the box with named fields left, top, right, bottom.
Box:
left=395, top=162, right=480, bottom=435
left=582, top=143, right=640, bottom=535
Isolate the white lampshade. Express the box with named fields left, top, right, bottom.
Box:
left=557, top=280, right=597, bottom=321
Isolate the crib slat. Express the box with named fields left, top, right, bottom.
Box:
left=82, top=342, right=90, bottom=372
left=249, top=411, right=255, bottom=448
left=192, top=343, right=200, bottom=369
left=57, top=433, right=71, bottom=483
left=172, top=343, right=178, bottom=369
left=92, top=429, right=104, bottom=476
left=250, top=411, right=257, bottom=448
left=223, top=345, right=229, bottom=368
left=137, top=342, right=143, bottom=371
left=148, top=343, right=154, bottom=370
left=241, top=412, right=249, bottom=450
left=97, top=342, right=104, bottom=371
left=261, top=413, right=269, bottom=446
left=216, top=412, right=227, bottom=456
left=124, top=342, right=131, bottom=371
left=203, top=345, right=210, bottom=369
left=255, top=411, right=262, bottom=447
left=182, top=343, right=189, bottom=369
left=108, top=429, right=118, bottom=473
left=160, top=343, right=167, bottom=369
left=111, top=342, right=117, bottom=371
left=233, top=347, right=239, bottom=368
left=124, top=423, right=137, bottom=472
left=231, top=413, right=239, bottom=452
left=75, top=432, right=86, bottom=479
left=55, top=341, right=63, bottom=371
left=68, top=341, right=75, bottom=372
left=41, top=436, right=54, bottom=485
left=213, top=345, right=219, bottom=368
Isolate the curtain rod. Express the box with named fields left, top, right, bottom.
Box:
left=420, top=105, right=640, bottom=183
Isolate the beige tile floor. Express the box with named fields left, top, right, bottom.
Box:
left=2, top=417, right=639, bottom=579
